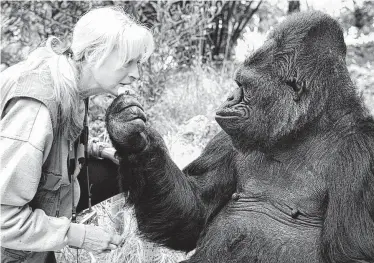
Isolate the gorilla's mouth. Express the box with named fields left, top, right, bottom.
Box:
left=216, top=103, right=249, bottom=119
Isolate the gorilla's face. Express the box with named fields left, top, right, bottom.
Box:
left=215, top=12, right=346, bottom=151
left=215, top=42, right=299, bottom=151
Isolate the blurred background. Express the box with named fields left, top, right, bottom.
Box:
left=1, top=1, right=373, bottom=262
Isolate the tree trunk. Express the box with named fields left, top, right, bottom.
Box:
left=288, top=1, right=300, bottom=14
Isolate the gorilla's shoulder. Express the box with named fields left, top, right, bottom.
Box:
left=331, top=116, right=374, bottom=162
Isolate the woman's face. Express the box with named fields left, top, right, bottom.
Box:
left=81, top=49, right=140, bottom=97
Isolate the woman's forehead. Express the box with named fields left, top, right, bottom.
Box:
left=112, top=47, right=142, bottom=63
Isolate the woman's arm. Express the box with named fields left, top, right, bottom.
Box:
left=0, top=98, right=85, bottom=251
left=88, top=138, right=119, bottom=165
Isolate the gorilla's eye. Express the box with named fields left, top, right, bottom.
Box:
left=286, top=78, right=306, bottom=102
left=286, top=78, right=301, bottom=92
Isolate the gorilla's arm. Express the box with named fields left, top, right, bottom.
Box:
left=322, top=130, right=374, bottom=262
left=77, top=158, right=120, bottom=213
left=118, top=129, right=237, bottom=252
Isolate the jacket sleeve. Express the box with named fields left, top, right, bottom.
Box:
left=0, top=98, right=85, bottom=251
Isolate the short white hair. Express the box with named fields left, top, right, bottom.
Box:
left=72, top=6, right=154, bottom=69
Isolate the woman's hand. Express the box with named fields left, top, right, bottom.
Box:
left=88, top=138, right=119, bottom=165
left=81, top=224, right=123, bottom=253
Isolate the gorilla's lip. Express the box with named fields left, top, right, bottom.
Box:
left=215, top=104, right=249, bottom=119
left=216, top=109, right=242, bottom=117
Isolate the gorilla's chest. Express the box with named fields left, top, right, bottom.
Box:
left=233, top=152, right=326, bottom=224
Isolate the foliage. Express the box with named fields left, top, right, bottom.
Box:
left=347, top=42, right=374, bottom=115
left=337, top=0, right=374, bottom=35
left=1, top=1, right=101, bottom=64
left=128, top=0, right=225, bottom=101
left=288, top=0, right=300, bottom=14
left=118, top=1, right=263, bottom=102
left=202, top=0, right=263, bottom=61
left=128, top=1, right=263, bottom=62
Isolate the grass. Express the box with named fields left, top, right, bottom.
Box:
left=146, top=63, right=237, bottom=136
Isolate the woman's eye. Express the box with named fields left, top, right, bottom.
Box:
left=122, top=60, right=135, bottom=67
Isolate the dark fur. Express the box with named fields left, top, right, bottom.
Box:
left=106, top=11, right=374, bottom=263
left=77, top=158, right=120, bottom=213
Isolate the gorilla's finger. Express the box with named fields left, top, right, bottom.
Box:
left=112, top=95, right=144, bottom=113
left=116, top=106, right=147, bottom=123
left=108, top=118, right=146, bottom=142
left=116, top=132, right=148, bottom=153
left=120, top=118, right=146, bottom=134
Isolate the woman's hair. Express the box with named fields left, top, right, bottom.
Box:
left=11, top=6, right=154, bottom=139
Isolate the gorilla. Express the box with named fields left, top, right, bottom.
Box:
left=105, top=11, right=374, bottom=263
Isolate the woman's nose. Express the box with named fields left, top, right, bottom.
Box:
left=130, top=64, right=140, bottom=80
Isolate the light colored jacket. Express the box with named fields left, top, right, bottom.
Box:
left=0, top=65, right=86, bottom=262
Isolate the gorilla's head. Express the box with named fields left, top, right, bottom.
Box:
left=215, top=11, right=353, bottom=152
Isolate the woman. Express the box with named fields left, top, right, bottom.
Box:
left=0, top=6, right=154, bottom=262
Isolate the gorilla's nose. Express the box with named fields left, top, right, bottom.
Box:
left=224, top=87, right=243, bottom=108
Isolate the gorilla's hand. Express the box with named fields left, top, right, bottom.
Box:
left=105, top=94, right=148, bottom=154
